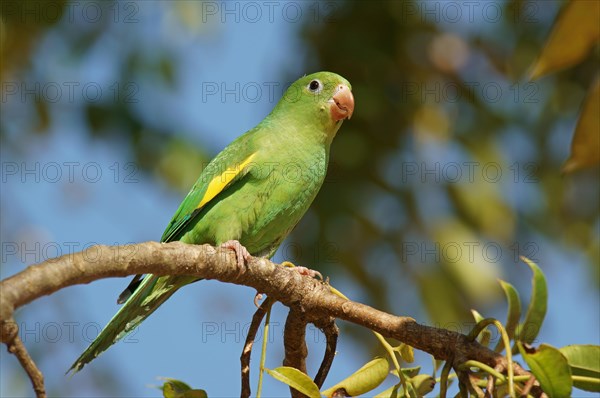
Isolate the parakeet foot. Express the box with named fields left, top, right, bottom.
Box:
left=281, top=261, right=323, bottom=280
left=219, top=240, right=252, bottom=273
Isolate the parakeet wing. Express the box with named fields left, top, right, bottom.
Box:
left=161, top=131, right=258, bottom=243
left=70, top=130, right=259, bottom=373
left=116, top=130, right=258, bottom=304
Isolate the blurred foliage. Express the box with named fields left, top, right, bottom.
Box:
left=159, top=378, right=207, bottom=398
left=563, top=73, right=600, bottom=173
left=529, top=0, right=599, bottom=79
left=298, top=0, right=599, bottom=326
left=1, top=1, right=67, bottom=83
left=527, top=0, right=599, bottom=172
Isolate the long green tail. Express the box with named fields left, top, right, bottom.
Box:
left=68, top=274, right=196, bottom=373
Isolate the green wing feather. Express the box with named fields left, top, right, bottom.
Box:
left=68, top=131, right=258, bottom=373
left=162, top=130, right=258, bottom=243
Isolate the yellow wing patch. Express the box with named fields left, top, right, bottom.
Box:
left=196, top=153, right=257, bottom=210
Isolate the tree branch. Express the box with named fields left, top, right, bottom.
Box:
left=1, top=320, right=45, bottom=398
left=283, top=307, right=308, bottom=373
left=0, top=241, right=527, bottom=397
left=283, top=307, right=308, bottom=398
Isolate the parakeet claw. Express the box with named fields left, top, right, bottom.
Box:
left=220, top=240, right=252, bottom=273
left=254, top=292, right=265, bottom=308
left=295, top=266, right=323, bottom=280
left=281, top=261, right=323, bottom=280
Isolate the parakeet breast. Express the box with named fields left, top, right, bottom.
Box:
left=178, top=134, right=329, bottom=258
left=240, top=145, right=328, bottom=256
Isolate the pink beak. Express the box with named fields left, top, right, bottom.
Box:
left=330, top=84, right=355, bottom=121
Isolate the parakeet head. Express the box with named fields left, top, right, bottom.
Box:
left=273, top=71, right=354, bottom=143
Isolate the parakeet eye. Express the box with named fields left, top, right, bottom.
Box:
left=307, top=79, right=322, bottom=93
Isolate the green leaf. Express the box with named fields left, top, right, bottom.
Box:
left=471, top=310, right=491, bottom=347
left=410, top=374, right=436, bottom=396
left=265, top=367, right=321, bottom=398
left=400, top=366, right=421, bottom=379
left=180, top=391, right=208, bottom=398
left=390, top=366, right=422, bottom=382
left=518, top=342, right=572, bottom=397
left=471, top=309, right=485, bottom=323
left=322, top=357, right=389, bottom=397
left=496, top=280, right=521, bottom=352
left=376, top=373, right=435, bottom=398
left=529, top=0, right=600, bottom=79
left=563, top=78, right=600, bottom=173
left=516, top=257, right=547, bottom=345
left=373, top=383, right=405, bottom=398
left=159, top=378, right=207, bottom=398
left=560, top=345, right=600, bottom=392
left=399, top=343, right=414, bottom=363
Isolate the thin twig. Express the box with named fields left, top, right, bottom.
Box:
left=256, top=301, right=273, bottom=398
left=240, top=296, right=274, bottom=398
left=439, top=359, right=453, bottom=398
left=313, top=318, right=338, bottom=388
left=485, top=373, right=494, bottom=397
left=520, top=373, right=537, bottom=397
left=1, top=320, right=46, bottom=398
left=467, top=318, right=515, bottom=398
left=467, top=373, right=485, bottom=398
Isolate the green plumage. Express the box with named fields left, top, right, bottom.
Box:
left=69, top=71, right=352, bottom=373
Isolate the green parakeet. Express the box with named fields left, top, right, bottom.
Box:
left=69, top=71, right=354, bottom=373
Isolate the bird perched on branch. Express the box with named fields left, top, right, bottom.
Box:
left=69, top=71, right=354, bottom=372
